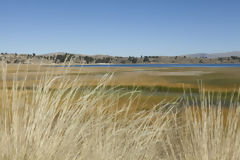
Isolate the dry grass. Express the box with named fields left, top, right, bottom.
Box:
left=1, top=63, right=240, bottom=159
left=0, top=63, right=173, bottom=159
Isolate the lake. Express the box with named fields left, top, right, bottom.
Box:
left=64, top=64, right=240, bottom=68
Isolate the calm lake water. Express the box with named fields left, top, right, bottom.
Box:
left=65, top=64, right=240, bottom=68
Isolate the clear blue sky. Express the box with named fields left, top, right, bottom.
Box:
left=1, top=0, right=240, bottom=56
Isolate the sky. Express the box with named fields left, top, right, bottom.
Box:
left=0, top=0, right=240, bottom=56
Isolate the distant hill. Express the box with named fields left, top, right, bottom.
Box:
left=184, top=51, right=240, bottom=58
left=42, top=52, right=110, bottom=58
left=1, top=51, right=240, bottom=64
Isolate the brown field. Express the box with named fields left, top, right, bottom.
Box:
left=5, top=64, right=240, bottom=89
left=4, top=64, right=240, bottom=99
left=2, top=64, right=240, bottom=110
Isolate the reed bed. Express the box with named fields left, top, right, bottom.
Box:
left=0, top=63, right=240, bottom=160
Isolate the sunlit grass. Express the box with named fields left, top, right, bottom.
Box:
left=1, top=63, right=240, bottom=159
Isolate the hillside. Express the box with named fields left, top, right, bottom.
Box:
left=184, top=51, right=240, bottom=58
left=1, top=52, right=240, bottom=64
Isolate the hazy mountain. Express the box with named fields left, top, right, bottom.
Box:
left=184, top=51, right=240, bottom=58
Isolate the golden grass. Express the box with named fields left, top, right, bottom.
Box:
left=1, top=63, right=240, bottom=159
left=0, top=63, right=172, bottom=159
